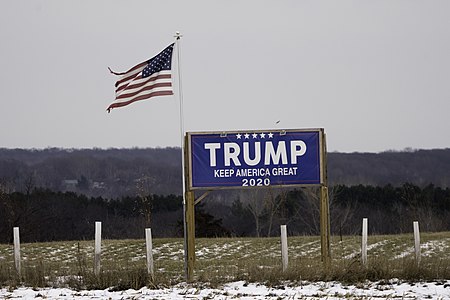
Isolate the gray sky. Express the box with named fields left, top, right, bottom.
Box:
left=1, top=1, right=449, bottom=153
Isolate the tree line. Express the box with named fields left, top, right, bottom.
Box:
left=0, top=187, right=231, bottom=243
left=0, top=147, right=449, bottom=200
left=0, top=147, right=183, bottom=199
left=220, top=183, right=450, bottom=237
left=0, top=183, right=448, bottom=243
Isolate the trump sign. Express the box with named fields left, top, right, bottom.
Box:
left=187, top=129, right=325, bottom=189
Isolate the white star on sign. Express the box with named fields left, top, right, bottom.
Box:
left=252, top=133, right=258, bottom=139
left=268, top=132, right=274, bottom=138
left=244, top=133, right=250, bottom=139
left=260, top=133, right=266, bottom=138
left=236, top=134, right=242, bottom=139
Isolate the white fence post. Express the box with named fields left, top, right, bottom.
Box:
left=361, top=218, right=368, bottom=266
left=13, top=227, right=21, bottom=275
left=280, top=225, right=288, bottom=272
left=413, top=221, right=421, bottom=265
left=145, top=228, right=154, bottom=279
left=94, top=221, right=102, bottom=275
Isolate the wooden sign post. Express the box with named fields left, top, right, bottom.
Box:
left=320, top=132, right=331, bottom=265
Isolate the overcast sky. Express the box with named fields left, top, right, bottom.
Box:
left=1, top=0, right=449, bottom=153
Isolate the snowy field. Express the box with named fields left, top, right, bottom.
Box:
left=1, top=280, right=449, bottom=299
left=1, top=233, right=449, bottom=299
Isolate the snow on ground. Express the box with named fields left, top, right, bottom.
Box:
left=343, top=239, right=389, bottom=260
left=1, top=280, right=449, bottom=299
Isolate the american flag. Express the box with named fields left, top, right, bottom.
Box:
left=107, top=43, right=174, bottom=112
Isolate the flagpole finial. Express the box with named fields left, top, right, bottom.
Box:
left=174, top=31, right=183, bottom=40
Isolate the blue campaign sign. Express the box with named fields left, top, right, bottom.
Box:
left=187, top=129, right=324, bottom=189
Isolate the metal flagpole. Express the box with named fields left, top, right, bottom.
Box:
left=173, top=32, right=189, bottom=281
left=175, top=33, right=184, bottom=139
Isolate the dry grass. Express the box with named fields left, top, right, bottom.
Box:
left=0, top=232, right=449, bottom=289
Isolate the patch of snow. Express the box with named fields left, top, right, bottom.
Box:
left=1, top=280, right=449, bottom=299
left=393, top=246, right=413, bottom=259
left=422, top=238, right=450, bottom=257
left=343, top=239, right=388, bottom=260
left=291, top=240, right=321, bottom=257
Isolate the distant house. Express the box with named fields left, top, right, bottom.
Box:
left=92, top=181, right=106, bottom=189
left=62, top=179, right=78, bottom=191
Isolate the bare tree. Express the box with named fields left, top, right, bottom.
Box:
left=328, top=186, right=358, bottom=238
left=240, top=189, right=265, bottom=237
left=23, top=171, right=37, bottom=196
left=238, top=187, right=288, bottom=237
left=263, top=187, right=286, bottom=237
left=0, top=179, right=15, bottom=240
left=296, top=187, right=321, bottom=235
left=135, top=176, right=155, bottom=228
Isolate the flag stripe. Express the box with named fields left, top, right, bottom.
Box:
left=116, top=71, right=171, bottom=94
left=113, top=87, right=173, bottom=106
left=115, top=87, right=174, bottom=104
left=116, top=82, right=172, bottom=100
left=115, top=63, right=147, bottom=88
left=108, top=91, right=174, bottom=110
left=107, top=43, right=174, bottom=112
